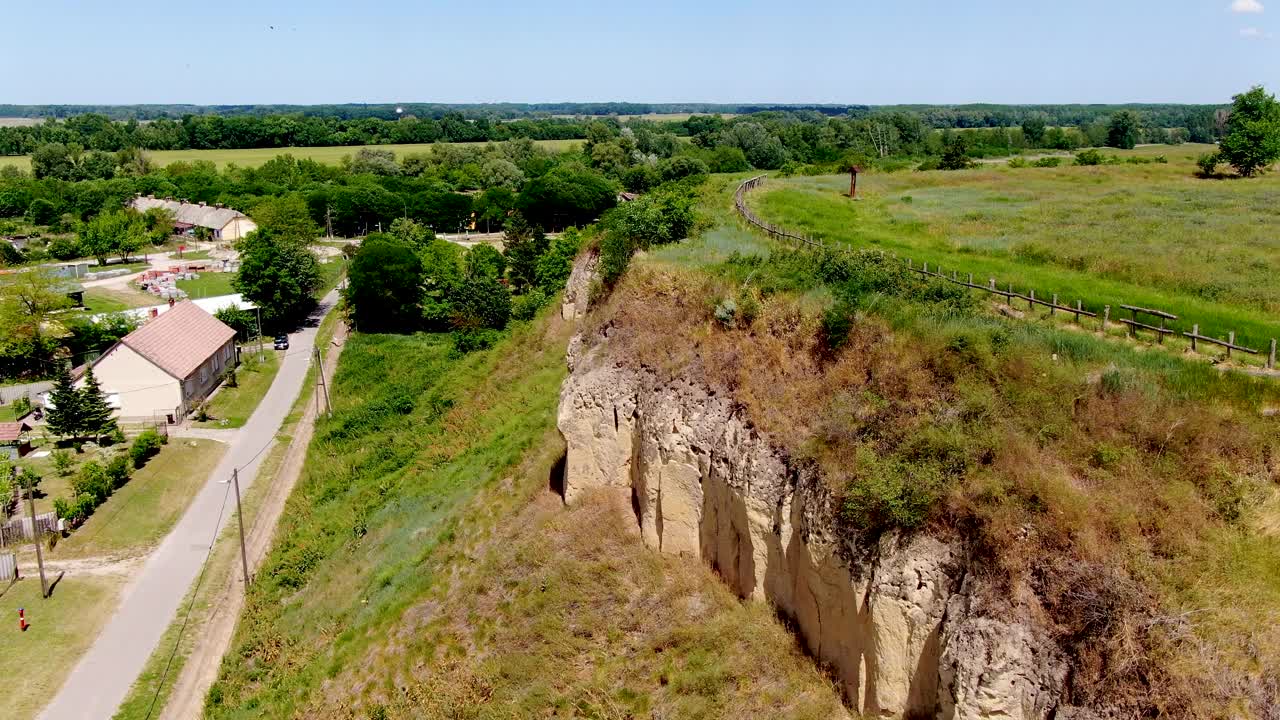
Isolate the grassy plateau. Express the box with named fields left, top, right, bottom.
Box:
left=748, top=144, right=1280, bottom=351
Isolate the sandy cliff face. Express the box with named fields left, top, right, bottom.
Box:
left=557, top=348, right=1072, bottom=719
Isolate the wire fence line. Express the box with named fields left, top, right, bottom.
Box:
left=733, top=175, right=1279, bottom=371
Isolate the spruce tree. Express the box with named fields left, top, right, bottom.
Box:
left=79, top=365, right=116, bottom=442
left=44, top=362, right=83, bottom=439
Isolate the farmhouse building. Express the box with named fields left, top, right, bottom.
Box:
left=129, top=195, right=258, bottom=241
left=70, top=301, right=238, bottom=422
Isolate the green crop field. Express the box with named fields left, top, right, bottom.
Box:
left=0, top=138, right=583, bottom=172
left=746, top=144, right=1280, bottom=350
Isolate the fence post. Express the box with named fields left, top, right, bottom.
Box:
left=1029, top=289, right=1036, bottom=311
left=1270, top=339, right=1277, bottom=370
left=1157, top=317, right=1166, bottom=345
left=968, top=272, right=974, bottom=286
left=1103, top=305, right=1110, bottom=332
left=923, top=261, right=928, bottom=274
left=1007, top=283, right=1013, bottom=307
left=1051, top=293, right=1058, bottom=316
left=1190, top=324, right=1198, bottom=352
left=1074, top=300, right=1082, bottom=324
left=1227, top=331, right=1235, bottom=360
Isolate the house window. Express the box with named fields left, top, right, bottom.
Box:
left=200, top=366, right=208, bottom=384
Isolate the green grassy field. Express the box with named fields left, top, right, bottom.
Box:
left=0, top=139, right=583, bottom=172
left=82, top=286, right=156, bottom=313
left=175, top=271, right=236, bottom=299
left=747, top=144, right=1280, bottom=350
left=195, top=351, right=281, bottom=429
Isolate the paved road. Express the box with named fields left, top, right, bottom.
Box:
left=39, top=290, right=339, bottom=720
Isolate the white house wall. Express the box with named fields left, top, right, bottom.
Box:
left=83, top=345, right=182, bottom=421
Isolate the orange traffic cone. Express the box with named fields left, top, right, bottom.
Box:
left=19, top=608, right=28, bottom=632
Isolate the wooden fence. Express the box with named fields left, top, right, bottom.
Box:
left=0, top=552, right=15, bottom=582
left=734, top=176, right=1279, bottom=371
left=0, top=512, right=56, bottom=547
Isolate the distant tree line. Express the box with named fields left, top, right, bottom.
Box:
left=0, top=104, right=1229, bottom=160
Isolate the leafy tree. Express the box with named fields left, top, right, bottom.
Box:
left=214, top=305, right=256, bottom=342
left=79, top=210, right=146, bottom=265
left=346, top=147, right=401, bottom=176
left=343, top=234, right=424, bottom=333
left=30, top=143, right=77, bottom=180
left=0, top=242, right=23, bottom=266
left=657, top=156, right=709, bottom=182
left=720, top=122, right=787, bottom=169
left=1106, top=111, right=1141, bottom=150
left=46, top=237, right=80, bottom=260
left=465, top=243, right=507, bottom=281
left=938, top=133, right=971, bottom=170
left=1217, top=86, right=1280, bottom=177
left=535, top=228, right=583, bottom=293
left=25, top=198, right=59, bottom=225
left=479, top=158, right=524, bottom=190
left=707, top=146, right=750, bottom=173
left=250, top=195, right=319, bottom=244
left=516, top=166, right=617, bottom=229
left=233, top=229, right=322, bottom=329
left=474, top=187, right=516, bottom=233
left=388, top=217, right=434, bottom=250
left=419, top=238, right=465, bottom=330
left=45, top=363, right=83, bottom=439
left=1021, top=114, right=1048, bottom=146
left=451, top=272, right=511, bottom=331
left=622, top=165, right=660, bottom=193
left=502, top=214, right=548, bottom=291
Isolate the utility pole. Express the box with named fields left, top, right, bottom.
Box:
left=325, top=203, right=334, bottom=240
left=25, top=481, right=48, bottom=598
left=232, top=469, right=250, bottom=587
left=314, top=346, right=332, bottom=417
left=256, top=306, right=264, bottom=362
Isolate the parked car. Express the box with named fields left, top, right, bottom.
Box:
left=273, top=334, right=290, bottom=351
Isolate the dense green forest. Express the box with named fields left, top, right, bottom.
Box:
left=0, top=103, right=1226, bottom=157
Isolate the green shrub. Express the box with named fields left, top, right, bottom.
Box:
left=1007, top=157, right=1029, bottom=169
left=842, top=449, right=944, bottom=532
left=451, top=328, right=504, bottom=355
left=72, top=461, right=111, bottom=504
left=735, top=286, right=761, bottom=328
left=130, top=429, right=163, bottom=469
left=106, top=455, right=132, bottom=488
left=511, top=288, right=549, bottom=322
left=51, top=449, right=74, bottom=476
left=1032, top=157, right=1062, bottom=168
left=714, top=298, right=737, bottom=328
left=820, top=303, right=854, bottom=352
left=1196, top=152, right=1221, bottom=178
left=46, top=236, right=81, bottom=261
left=53, top=497, right=72, bottom=520
left=1074, top=149, right=1104, bottom=166
left=74, top=493, right=96, bottom=521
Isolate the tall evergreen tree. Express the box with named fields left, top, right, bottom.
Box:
left=79, top=365, right=116, bottom=442
left=44, top=362, right=83, bottom=439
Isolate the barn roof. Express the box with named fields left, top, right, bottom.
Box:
left=0, top=422, right=31, bottom=443
left=120, top=301, right=236, bottom=380
left=130, top=196, right=249, bottom=231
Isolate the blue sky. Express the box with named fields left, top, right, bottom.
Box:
left=2, top=0, right=1276, bottom=105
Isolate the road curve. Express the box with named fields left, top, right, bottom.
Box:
left=38, top=290, right=339, bottom=720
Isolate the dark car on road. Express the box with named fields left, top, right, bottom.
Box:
left=273, top=334, right=290, bottom=351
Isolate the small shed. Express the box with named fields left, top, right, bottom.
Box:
left=0, top=421, right=32, bottom=460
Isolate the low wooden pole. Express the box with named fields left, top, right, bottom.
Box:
left=1227, top=331, right=1235, bottom=360
left=1157, top=317, right=1166, bottom=345
left=1051, top=293, right=1058, bottom=316
left=1029, top=289, right=1036, bottom=311
left=1074, top=300, right=1082, bottom=324
left=1270, top=339, right=1277, bottom=370
left=1007, top=283, right=1013, bottom=307
left=1190, top=324, right=1198, bottom=352
left=1103, top=305, right=1110, bottom=332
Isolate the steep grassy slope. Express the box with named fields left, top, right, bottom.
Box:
left=206, top=311, right=845, bottom=719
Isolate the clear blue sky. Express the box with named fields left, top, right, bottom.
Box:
left=2, top=0, right=1276, bottom=105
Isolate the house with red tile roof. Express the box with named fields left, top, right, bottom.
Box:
left=0, top=421, right=32, bottom=460
left=68, top=301, right=238, bottom=422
